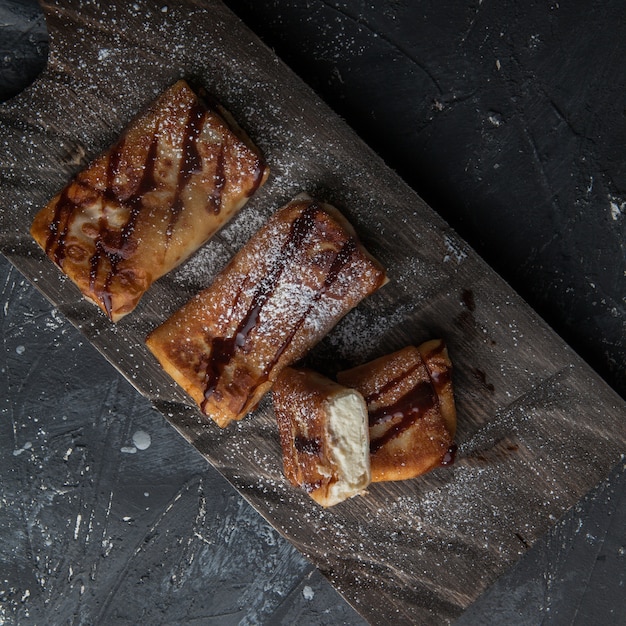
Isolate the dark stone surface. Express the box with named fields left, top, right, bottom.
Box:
left=0, top=0, right=47, bottom=101
left=1, top=1, right=625, bottom=624
left=2, top=252, right=625, bottom=624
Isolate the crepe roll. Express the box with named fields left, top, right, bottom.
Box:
left=31, top=79, right=269, bottom=321
left=146, top=195, right=387, bottom=427
left=273, top=367, right=371, bottom=507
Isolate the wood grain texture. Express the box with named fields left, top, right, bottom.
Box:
left=0, top=1, right=624, bottom=624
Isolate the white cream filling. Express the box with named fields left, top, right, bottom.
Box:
left=325, top=390, right=370, bottom=505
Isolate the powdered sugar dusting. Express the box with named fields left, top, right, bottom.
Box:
left=173, top=240, right=232, bottom=290
left=322, top=301, right=413, bottom=364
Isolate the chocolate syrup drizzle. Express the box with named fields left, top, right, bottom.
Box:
left=368, top=381, right=436, bottom=453
left=294, top=436, right=322, bottom=456
left=166, top=103, right=206, bottom=237
left=200, top=204, right=357, bottom=414
left=88, top=137, right=126, bottom=293
left=45, top=187, right=73, bottom=266
left=208, top=144, right=226, bottom=215
left=364, top=361, right=422, bottom=407
left=259, top=238, right=357, bottom=378
left=200, top=204, right=318, bottom=408
left=100, top=133, right=160, bottom=317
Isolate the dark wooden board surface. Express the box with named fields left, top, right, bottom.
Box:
left=1, top=1, right=625, bottom=624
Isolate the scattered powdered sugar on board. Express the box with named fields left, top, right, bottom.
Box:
left=219, top=205, right=274, bottom=251
left=443, top=233, right=469, bottom=264
left=173, top=240, right=233, bottom=290
left=319, top=301, right=414, bottom=365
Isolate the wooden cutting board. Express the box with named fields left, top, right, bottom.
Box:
left=1, top=1, right=624, bottom=623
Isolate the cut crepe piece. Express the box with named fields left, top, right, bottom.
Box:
left=146, top=195, right=387, bottom=427
left=31, top=79, right=268, bottom=321
left=337, top=340, right=456, bottom=482
left=273, top=367, right=371, bottom=507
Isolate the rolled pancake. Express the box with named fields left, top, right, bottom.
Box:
left=146, top=195, right=387, bottom=427
left=273, top=367, right=370, bottom=507
left=31, top=79, right=268, bottom=321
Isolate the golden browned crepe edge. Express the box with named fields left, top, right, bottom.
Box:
left=418, top=339, right=457, bottom=438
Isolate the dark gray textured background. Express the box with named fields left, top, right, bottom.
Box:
left=1, top=1, right=625, bottom=624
